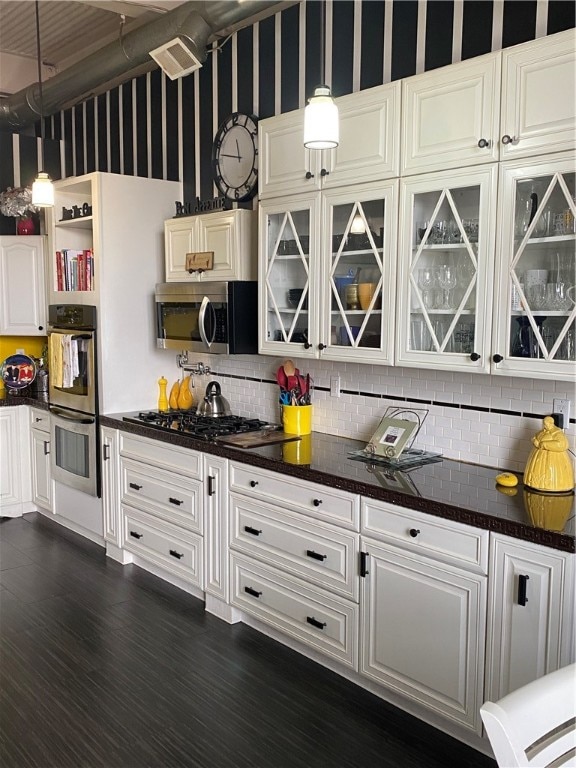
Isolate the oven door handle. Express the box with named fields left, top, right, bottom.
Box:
left=198, top=296, right=216, bottom=349
left=49, top=406, right=95, bottom=425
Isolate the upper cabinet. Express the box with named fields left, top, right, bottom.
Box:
left=259, top=82, right=401, bottom=200
left=402, top=29, right=575, bottom=176
left=0, top=235, right=47, bottom=335
left=164, top=209, right=256, bottom=282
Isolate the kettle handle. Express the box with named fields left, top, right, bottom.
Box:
left=205, top=381, right=221, bottom=397
left=528, top=192, right=538, bottom=225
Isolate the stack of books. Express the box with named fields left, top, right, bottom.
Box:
left=55, top=249, right=94, bottom=291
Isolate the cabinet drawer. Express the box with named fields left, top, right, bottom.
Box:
left=30, top=408, right=50, bottom=433
left=362, top=498, right=488, bottom=574
left=123, top=507, right=202, bottom=586
left=231, top=553, right=358, bottom=669
left=119, top=432, right=202, bottom=479
left=121, top=458, right=202, bottom=533
left=230, top=463, right=359, bottom=531
left=230, top=494, right=359, bottom=601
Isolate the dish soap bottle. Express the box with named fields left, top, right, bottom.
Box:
left=157, top=376, right=169, bottom=412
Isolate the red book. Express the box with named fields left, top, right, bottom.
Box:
left=55, top=250, right=63, bottom=291
left=85, top=249, right=93, bottom=290
left=77, top=251, right=85, bottom=291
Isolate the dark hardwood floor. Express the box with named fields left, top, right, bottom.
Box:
left=0, top=513, right=496, bottom=768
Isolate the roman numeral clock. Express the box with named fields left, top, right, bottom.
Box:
left=212, top=113, right=258, bottom=202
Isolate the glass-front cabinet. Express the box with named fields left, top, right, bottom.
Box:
left=493, top=154, right=576, bottom=380
left=396, top=166, right=498, bottom=372
left=259, top=182, right=398, bottom=363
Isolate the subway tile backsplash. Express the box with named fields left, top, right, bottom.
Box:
left=186, top=354, right=575, bottom=474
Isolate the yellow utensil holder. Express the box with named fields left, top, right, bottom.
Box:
left=282, top=404, right=312, bottom=435
left=282, top=434, right=312, bottom=465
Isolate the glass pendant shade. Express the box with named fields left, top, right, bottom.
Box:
left=303, top=86, right=339, bottom=149
left=32, top=172, right=54, bottom=207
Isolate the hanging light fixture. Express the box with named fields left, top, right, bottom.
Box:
left=32, top=0, right=54, bottom=208
left=303, top=0, right=339, bottom=149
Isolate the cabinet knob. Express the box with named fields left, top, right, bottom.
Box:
left=249, top=480, right=258, bottom=488
left=501, top=134, right=517, bottom=145
left=313, top=498, right=323, bottom=507
left=305, top=171, right=315, bottom=179
left=477, top=138, right=491, bottom=149
left=320, top=168, right=329, bottom=177
left=38, top=325, right=43, bottom=331
left=409, top=528, right=420, bottom=538
left=304, top=342, right=312, bottom=350
left=469, top=352, right=481, bottom=362
left=493, top=353, right=504, bottom=364
left=318, top=343, right=326, bottom=351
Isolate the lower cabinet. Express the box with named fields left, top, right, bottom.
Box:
left=101, top=426, right=120, bottom=546
left=484, top=533, right=575, bottom=703
left=1, top=406, right=33, bottom=517
left=30, top=424, right=53, bottom=511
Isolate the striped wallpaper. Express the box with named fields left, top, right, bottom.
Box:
left=1, top=0, right=575, bottom=230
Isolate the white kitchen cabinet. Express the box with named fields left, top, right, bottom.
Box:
left=0, top=406, right=33, bottom=517
left=47, top=172, right=180, bottom=414
left=401, top=53, right=501, bottom=176
left=396, top=165, right=498, bottom=373
left=485, top=533, right=575, bottom=704
left=500, top=29, right=576, bottom=162
left=0, top=236, right=47, bottom=335
left=259, top=180, right=398, bottom=363
left=360, top=498, right=489, bottom=733
left=164, top=208, right=256, bottom=282
left=203, top=453, right=229, bottom=602
left=492, top=152, right=575, bottom=381
left=30, top=407, right=53, bottom=512
left=259, top=82, right=400, bottom=200
left=101, top=426, right=120, bottom=547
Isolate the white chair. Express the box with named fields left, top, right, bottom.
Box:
left=480, top=663, right=576, bottom=768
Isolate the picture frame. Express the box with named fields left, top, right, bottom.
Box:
left=366, top=416, right=419, bottom=459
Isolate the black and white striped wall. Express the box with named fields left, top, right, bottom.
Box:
left=1, top=0, right=575, bottom=224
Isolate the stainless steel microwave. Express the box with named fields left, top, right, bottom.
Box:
left=155, top=281, right=258, bottom=354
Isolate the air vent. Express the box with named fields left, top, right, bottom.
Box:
left=149, top=37, right=205, bottom=80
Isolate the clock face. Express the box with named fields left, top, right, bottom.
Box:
left=212, top=113, right=258, bottom=201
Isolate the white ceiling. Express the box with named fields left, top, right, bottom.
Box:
left=0, top=0, right=196, bottom=96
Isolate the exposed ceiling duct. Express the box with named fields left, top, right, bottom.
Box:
left=0, top=1, right=284, bottom=131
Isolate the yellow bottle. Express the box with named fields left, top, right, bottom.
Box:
left=157, top=376, right=169, bottom=412
left=169, top=380, right=180, bottom=410
left=177, top=375, right=194, bottom=410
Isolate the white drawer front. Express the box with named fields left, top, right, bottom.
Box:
left=230, top=462, right=359, bottom=531
left=120, top=432, right=202, bottom=479
left=121, top=458, right=202, bottom=533
left=231, top=554, right=358, bottom=669
left=123, top=507, right=203, bottom=586
left=230, top=494, right=359, bottom=601
left=30, top=408, right=50, bottom=433
left=362, top=498, right=488, bottom=574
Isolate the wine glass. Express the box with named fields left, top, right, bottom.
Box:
left=437, top=265, right=457, bottom=310
left=418, top=267, right=436, bottom=309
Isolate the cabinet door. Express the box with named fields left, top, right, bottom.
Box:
left=361, top=538, right=487, bottom=732
left=0, top=407, right=31, bottom=516
left=396, top=165, right=498, bottom=373
left=197, top=209, right=256, bottom=281
left=485, top=534, right=575, bottom=703
left=401, top=53, right=500, bottom=175
left=500, top=29, right=576, bottom=161
left=259, top=110, right=320, bottom=199
left=0, top=236, right=46, bottom=335
left=31, top=428, right=53, bottom=511
left=492, top=153, right=575, bottom=380
left=203, top=453, right=229, bottom=601
left=101, top=426, right=120, bottom=545
left=259, top=193, right=320, bottom=357
left=320, top=181, right=398, bottom=364
left=164, top=217, right=200, bottom=281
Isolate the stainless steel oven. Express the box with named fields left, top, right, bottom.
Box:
left=50, top=406, right=99, bottom=497
left=47, top=304, right=97, bottom=414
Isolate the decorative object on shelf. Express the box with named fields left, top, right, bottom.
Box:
left=0, top=186, right=39, bottom=234
left=31, top=1, right=54, bottom=208
left=212, top=113, right=258, bottom=201
left=185, top=251, right=214, bottom=273
left=16, top=216, right=37, bottom=235
left=157, top=376, right=169, bottom=412
left=523, top=415, right=575, bottom=493
left=303, top=0, right=338, bottom=149
left=60, top=203, right=92, bottom=221
left=174, top=197, right=228, bottom=216
left=1, top=354, right=37, bottom=395
left=176, top=375, right=194, bottom=410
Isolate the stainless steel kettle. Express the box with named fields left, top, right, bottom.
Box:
left=198, top=381, right=231, bottom=417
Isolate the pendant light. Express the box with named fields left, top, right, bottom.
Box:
left=32, top=0, right=54, bottom=208
left=303, top=0, right=339, bottom=149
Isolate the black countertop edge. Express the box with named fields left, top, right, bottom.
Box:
left=100, top=415, right=575, bottom=555
left=1, top=393, right=50, bottom=409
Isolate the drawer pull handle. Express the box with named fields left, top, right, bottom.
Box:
left=129, top=482, right=142, bottom=491
left=169, top=549, right=184, bottom=560
left=207, top=475, right=215, bottom=497
left=169, top=497, right=183, bottom=506
left=360, top=551, right=369, bottom=577
left=306, top=549, right=327, bottom=561
left=518, top=574, right=530, bottom=606
left=244, top=525, right=262, bottom=536
left=43, top=440, right=50, bottom=456
left=249, top=480, right=259, bottom=488
left=244, top=586, right=262, bottom=598
left=129, top=530, right=143, bottom=539
left=306, top=616, right=326, bottom=630
left=103, top=444, right=110, bottom=461
left=409, top=528, right=420, bottom=538
left=312, top=498, right=323, bottom=507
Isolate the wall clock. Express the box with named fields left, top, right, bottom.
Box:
left=212, top=113, right=258, bottom=201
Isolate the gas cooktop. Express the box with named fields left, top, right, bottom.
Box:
left=123, top=410, right=271, bottom=440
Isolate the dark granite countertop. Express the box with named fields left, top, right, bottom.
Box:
left=101, top=411, right=575, bottom=553
left=0, top=392, right=49, bottom=409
